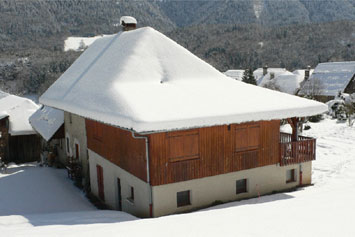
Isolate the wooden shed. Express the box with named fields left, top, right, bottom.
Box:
left=0, top=93, right=41, bottom=163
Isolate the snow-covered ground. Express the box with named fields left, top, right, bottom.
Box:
left=64, top=35, right=111, bottom=51
left=1, top=117, right=355, bottom=236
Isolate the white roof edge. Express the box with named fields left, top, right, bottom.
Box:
left=9, top=130, right=37, bottom=136
left=41, top=97, right=327, bottom=134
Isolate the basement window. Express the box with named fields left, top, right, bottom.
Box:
left=128, top=186, right=134, bottom=203
left=286, top=169, right=296, bottom=183
left=236, top=179, right=248, bottom=194
left=177, top=190, right=191, bottom=207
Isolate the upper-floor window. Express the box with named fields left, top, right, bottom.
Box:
left=167, top=130, right=199, bottom=162
left=234, top=123, right=260, bottom=152
left=69, top=113, right=72, bottom=124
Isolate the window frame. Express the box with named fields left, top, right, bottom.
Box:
left=234, top=123, right=260, bottom=153
left=286, top=169, right=296, bottom=183
left=236, top=178, right=248, bottom=194
left=127, top=186, right=135, bottom=203
left=166, top=130, right=200, bottom=163
left=177, top=190, right=191, bottom=207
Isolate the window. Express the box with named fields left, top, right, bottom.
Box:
left=234, top=124, right=260, bottom=152
left=69, top=113, right=72, bottom=124
left=128, top=186, right=134, bottom=203
left=167, top=130, right=199, bottom=162
left=177, top=190, right=191, bottom=207
left=236, top=179, right=248, bottom=194
left=286, top=169, right=296, bottom=183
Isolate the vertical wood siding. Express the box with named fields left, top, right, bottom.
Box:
left=0, top=117, right=9, bottom=162
left=86, top=119, right=147, bottom=182
left=148, top=120, right=280, bottom=186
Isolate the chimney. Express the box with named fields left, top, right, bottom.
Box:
left=263, top=65, right=268, bottom=76
left=120, top=16, right=137, bottom=31
left=270, top=72, right=275, bottom=80
left=304, top=65, right=311, bottom=81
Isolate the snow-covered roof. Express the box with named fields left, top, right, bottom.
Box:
left=293, top=69, right=314, bottom=78
left=224, top=70, right=245, bottom=81
left=120, top=16, right=137, bottom=25
left=299, top=62, right=355, bottom=96
left=0, top=111, right=9, bottom=120
left=29, top=106, right=64, bottom=141
left=40, top=27, right=327, bottom=133
left=255, top=68, right=293, bottom=86
left=0, top=94, right=39, bottom=135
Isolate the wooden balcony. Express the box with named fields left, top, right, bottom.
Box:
left=280, top=132, right=316, bottom=166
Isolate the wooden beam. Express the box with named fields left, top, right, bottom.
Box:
left=287, top=117, right=299, bottom=141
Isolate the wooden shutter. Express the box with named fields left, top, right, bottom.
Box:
left=167, top=130, right=199, bottom=162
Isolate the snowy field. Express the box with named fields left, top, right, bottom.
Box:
left=64, top=35, right=111, bottom=51
left=1, top=117, right=355, bottom=236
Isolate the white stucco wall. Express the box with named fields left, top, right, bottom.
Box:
left=89, top=150, right=151, bottom=217
left=152, top=162, right=312, bottom=217
left=64, top=112, right=89, bottom=187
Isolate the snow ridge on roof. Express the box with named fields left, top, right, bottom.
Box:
left=29, top=106, right=64, bottom=141
left=40, top=27, right=327, bottom=133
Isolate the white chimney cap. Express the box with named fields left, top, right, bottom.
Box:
left=120, top=16, right=137, bottom=25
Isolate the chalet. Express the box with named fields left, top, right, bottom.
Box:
left=39, top=20, right=327, bottom=217
left=254, top=66, right=292, bottom=85
left=29, top=106, right=66, bottom=166
left=299, top=61, right=355, bottom=102
left=0, top=91, right=40, bottom=163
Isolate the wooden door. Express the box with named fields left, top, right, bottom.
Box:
left=96, top=165, right=104, bottom=200
left=117, top=178, right=122, bottom=211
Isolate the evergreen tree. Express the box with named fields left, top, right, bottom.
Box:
left=242, top=69, right=257, bottom=85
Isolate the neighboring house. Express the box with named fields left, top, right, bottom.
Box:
left=0, top=91, right=40, bottom=163
left=39, top=23, right=327, bottom=218
left=224, top=69, right=245, bottom=81
left=255, top=66, right=313, bottom=95
left=254, top=66, right=292, bottom=85
left=299, top=61, right=355, bottom=102
left=29, top=106, right=66, bottom=165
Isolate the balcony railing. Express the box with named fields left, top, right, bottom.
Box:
left=280, top=132, right=316, bottom=166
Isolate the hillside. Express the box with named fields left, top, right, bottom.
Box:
left=157, top=0, right=355, bottom=26
left=1, top=0, right=355, bottom=95
left=168, top=21, right=355, bottom=71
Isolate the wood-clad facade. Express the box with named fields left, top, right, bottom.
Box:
left=86, top=118, right=316, bottom=217
left=86, top=119, right=147, bottom=182
left=148, top=120, right=280, bottom=186
left=0, top=117, right=9, bottom=162
left=86, top=119, right=281, bottom=186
